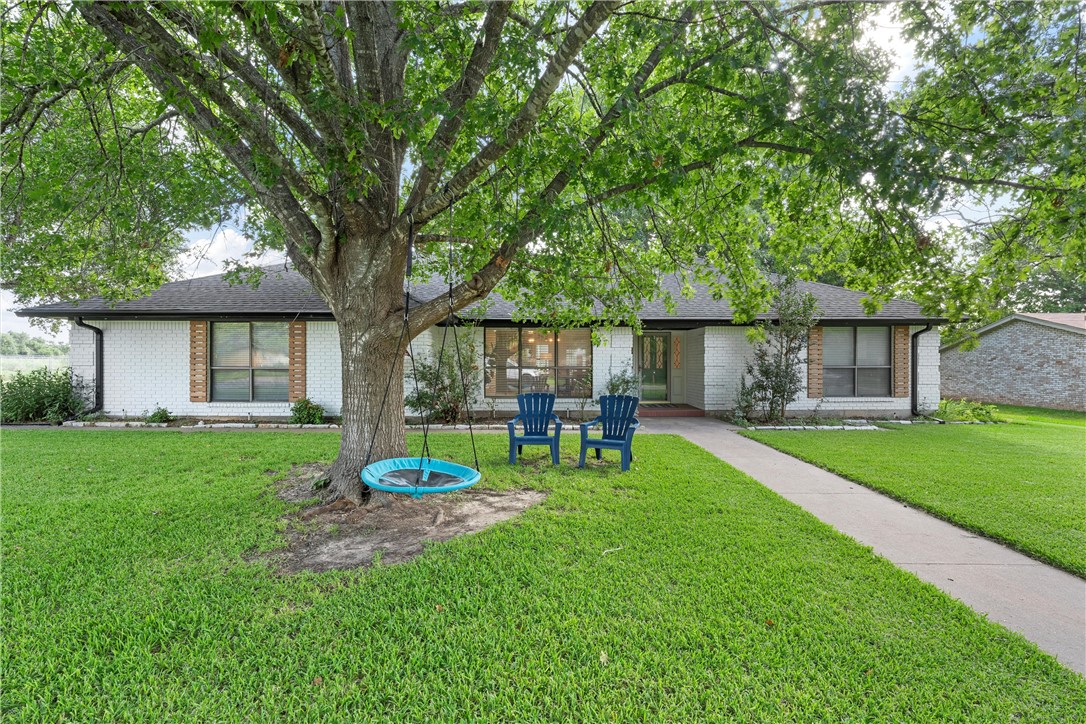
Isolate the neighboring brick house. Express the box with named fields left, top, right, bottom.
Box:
left=19, top=268, right=943, bottom=418
left=941, top=313, right=1086, bottom=412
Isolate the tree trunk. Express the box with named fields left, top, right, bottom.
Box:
left=325, top=310, right=409, bottom=504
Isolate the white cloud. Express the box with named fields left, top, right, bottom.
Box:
left=173, top=227, right=286, bottom=280
left=1, top=290, right=68, bottom=342
left=864, top=5, right=920, bottom=88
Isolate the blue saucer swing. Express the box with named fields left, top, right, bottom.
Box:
left=360, top=208, right=481, bottom=500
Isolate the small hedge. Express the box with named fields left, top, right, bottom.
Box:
left=0, top=367, right=88, bottom=423
left=289, top=398, right=324, bottom=425
left=937, top=398, right=1000, bottom=423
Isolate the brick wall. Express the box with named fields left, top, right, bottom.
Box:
left=941, top=319, right=1085, bottom=411
left=67, top=319, right=944, bottom=418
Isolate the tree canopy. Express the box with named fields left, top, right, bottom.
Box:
left=3, top=1, right=1080, bottom=324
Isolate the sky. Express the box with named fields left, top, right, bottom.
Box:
left=2, top=7, right=918, bottom=343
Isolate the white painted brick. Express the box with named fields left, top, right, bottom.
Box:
left=74, top=320, right=942, bottom=419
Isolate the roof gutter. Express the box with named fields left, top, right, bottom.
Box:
left=74, top=317, right=103, bottom=414
left=910, top=323, right=943, bottom=422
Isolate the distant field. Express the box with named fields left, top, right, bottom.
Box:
left=0, top=355, right=68, bottom=379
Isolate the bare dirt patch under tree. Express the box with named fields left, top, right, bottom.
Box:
left=263, top=464, right=546, bottom=573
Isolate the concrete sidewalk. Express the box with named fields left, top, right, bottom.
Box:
left=641, top=416, right=1086, bottom=675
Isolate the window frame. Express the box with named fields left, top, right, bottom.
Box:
left=483, top=327, right=592, bottom=399
left=210, top=322, right=290, bottom=402
left=822, top=326, right=893, bottom=398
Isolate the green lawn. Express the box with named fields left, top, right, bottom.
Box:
left=3, top=430, right=1083, bottom=720
left=996, top=404, right=1086, bottom=428
left=744, top=406, right=1086, bottom=577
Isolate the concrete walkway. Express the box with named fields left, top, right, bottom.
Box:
left=641, top=416, right=1086, bottom=675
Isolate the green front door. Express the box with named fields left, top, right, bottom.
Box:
left=640, top=334, right=669, bottom=401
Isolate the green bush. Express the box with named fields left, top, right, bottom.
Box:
left=289, top=398, right=325, bottom=425
left=145, top=406, right=173, bottom=424
left=405, top=331, right=481, bottom=423
left=602, top=365, right=639, bottom=398
left=0, top=367, right=87, bottom=423
left=937, top=399, right=999, bottom=423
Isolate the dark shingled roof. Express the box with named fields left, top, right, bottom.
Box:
left=17, top=266, right=941, bottom=325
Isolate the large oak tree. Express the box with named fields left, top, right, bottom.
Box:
left=3, top=1, right=1081, bottom=502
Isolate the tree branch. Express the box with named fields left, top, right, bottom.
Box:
left=404, top=1, right=512, bottom=212
left=404, top=0, right=621, bottom=231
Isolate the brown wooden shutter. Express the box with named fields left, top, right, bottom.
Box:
left=288, top=321, right=307, bottom=402
left=893, top=325, right=910, bottom=398
left=189, top=321, right=209, bottom=402
left=807, top=326, right=823, bottom=398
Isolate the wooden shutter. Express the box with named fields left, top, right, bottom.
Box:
left=288, top=321, right=307, bottom=402
left=189, top=321, right=209, bottom=402
left=807, top=326, right=823, bottom=398
left=893, top=325, right=910, bottom=398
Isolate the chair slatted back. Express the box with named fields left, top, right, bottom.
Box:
left=518, top=393, right=556, bottom=435
left=599, top=395, right=639, bottom=439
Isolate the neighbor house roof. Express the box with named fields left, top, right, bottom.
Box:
left=1019, top=312, right=1086, bottom=331
left=941, top=312, right=1086, bottom=351
left=17, top=266, right=943, bottom=326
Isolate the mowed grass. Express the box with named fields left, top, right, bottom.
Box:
left=3, top=430, right=1084, bottom=721
left=744, top=406, right=1086, bottom=577
left=996, top=404, right=1086, bottom=428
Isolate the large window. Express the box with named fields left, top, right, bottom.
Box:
left=211, top=322, right=289, bottom=401
left=822, top=326, right=892, bottom=397
left=484, top=328, right=592, bottom=398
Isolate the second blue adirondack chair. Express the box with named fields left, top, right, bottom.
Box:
left=579, top=395, right=640, bottom=472
left=508, top=393, right=563, bottom=465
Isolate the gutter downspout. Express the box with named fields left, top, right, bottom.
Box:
left=910, top=323, right=943, bottom=422
left=74, top=317, right=103, bottom=414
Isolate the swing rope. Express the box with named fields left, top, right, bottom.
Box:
left=362, top=192, right=480, bottom=494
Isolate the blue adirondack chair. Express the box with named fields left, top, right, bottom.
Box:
left=579, top=395, right=640, bottom=472
left=508, top=393, right=563, bottom=465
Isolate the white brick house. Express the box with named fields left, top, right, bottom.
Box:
left=22, top=268, right=943, bottom=418
left=941, top=313, right=1085, bottom=412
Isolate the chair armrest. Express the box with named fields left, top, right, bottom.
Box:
left=550, top=412, right=562, bottom=425
left=624, top=419, right=640, bottom=442
left=579, top=417, right=602, bottom=432
left=507, top=415, right=523, bottom=433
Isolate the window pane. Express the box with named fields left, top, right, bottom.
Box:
left=212, top=369, right=250, bottom=401
left=823, top=368, right=855, bottom=397
left=557, top=330, right=592, bottom=368
left=857, top=368, right=891, bottom=396
left=484, top=328, right=520, bottom=397
left=557, top=368, right=592, bottom=398
left=253, top=369, right=289, bottom=401
left=856, top=327, right=890, bottom=366
left=521, top=329, right=553, bottom=371
left=252, top=323, right=289, bottom=368
left=822, top=327, right=854, bottom=366
left=212, top=323, right=249, bottom=367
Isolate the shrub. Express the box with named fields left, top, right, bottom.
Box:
left=937, top=398, right=999, bottom=423
left=602, top=364, right=639, bottom=398
left=290, top=398, right=325, bottom=425
left=736, top=277, right=818, bottom=423
left=145, top=406, right=173, bottom=424
left=405, top=330, right=481, bottom=423
left=733, top=375, right=757, bottom=424
left=0, top=367, right=87, bottom=423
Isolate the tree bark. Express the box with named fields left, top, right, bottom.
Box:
left=325, top=311, right=409, bottom=504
